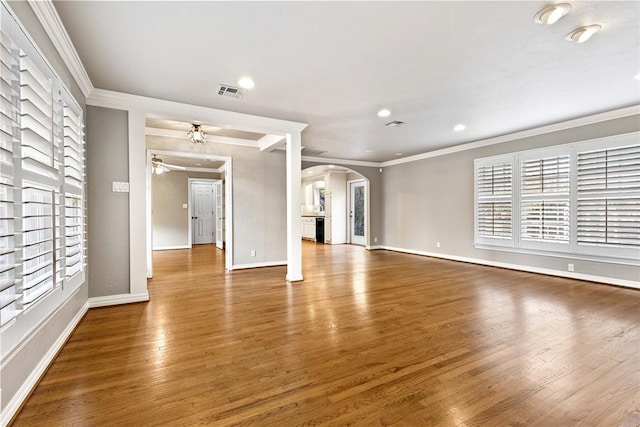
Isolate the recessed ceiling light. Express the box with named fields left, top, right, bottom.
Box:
left=365, top=150, right=373, bottom=153
left=534, top=3, right=572, bottom=25
left=308, top=170, right=314, bottom=174
left=237, top=76, right=255, bottom=89
left=196, top=163, right=202, bottom=166
left=635, top=72, right=640, bottom=80
left=377, top=109, right=391, bottom=118
left=328, top=165, right=335, bottom=169
left=453, top=124, right=466, bottom=132
left=566, top=25, right=602, bottom=43
left=395, top=153, right=403, bottom=156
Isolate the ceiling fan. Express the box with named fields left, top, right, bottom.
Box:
left=151, top=155, right=186, bottom=174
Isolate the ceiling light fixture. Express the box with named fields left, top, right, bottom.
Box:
left=534, top=3, right=572, bottom=25
left=566, top=25, right=602, bottom=43
left=151, top=155, right=169, bottom=175
left=188, top=123, right=207, bottom=144
left=377, top=109, right=391, bottom=118
left=453, top=124, right=466, bottom=132
left=237, top=76, right=255, bottom=89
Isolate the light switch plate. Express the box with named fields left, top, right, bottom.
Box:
left=112, top=181, right=130, bottom=192
left=182, top=203, right=188, bottom=209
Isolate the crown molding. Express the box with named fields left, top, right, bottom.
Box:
left=302, top=156, right=382, bottom=168
left=381, top=104, right=640, bottom=167
left=87, top=88, right=309, bottom=136
left=27, top=0, right=94, bottom=97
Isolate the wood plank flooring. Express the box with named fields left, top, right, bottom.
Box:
left=12, top=243, right=640, bottom=426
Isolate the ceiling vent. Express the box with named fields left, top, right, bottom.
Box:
left=301, top=148, right=328, bottom=157
left=217, top=84, right=247, bottom=99
left=385, top=120, right=405, bottom=127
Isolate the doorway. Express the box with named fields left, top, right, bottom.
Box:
left=348, top=180, right=366, bottom=246
left=189, top=179, right=217, bottom=245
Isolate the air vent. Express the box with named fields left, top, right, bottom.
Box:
left=385, top=120, right=405, bottom=127
left=301, top=148, right=328, bottom=157
left=217, top=84, right=247, bottom=99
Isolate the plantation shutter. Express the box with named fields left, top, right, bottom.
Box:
left=577, top=144, right=640, bottom=251
left=0, top=31, right=20, bottom=325
left=475, top=158, right=514, bottom=246
left=520, top=154, right=570, bottom=246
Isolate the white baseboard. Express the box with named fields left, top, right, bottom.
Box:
left=367, top=245, right=384, bottom=250
left=152, top=245, right=190, bottom=251
left=231, top=260, right=287, bottom=270
left=1, top=301, right=89, bottom=426
left=88, top=292, right=150, bottom=308
left=286, top=273, right=304, bottom=282
left=379, top=245, right=640, bottom=290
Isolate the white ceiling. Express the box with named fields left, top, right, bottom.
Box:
left=55, top=1, right=640, bottom=162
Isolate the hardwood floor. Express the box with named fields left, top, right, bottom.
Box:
left=12, top=243, right=640, bottom=426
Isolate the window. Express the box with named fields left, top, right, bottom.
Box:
left=475, top=133, right=640, bottom=262
left=0, top=4, right=86, bottom=344
left=576, top=141, right=640, bottom=260
left=519, top=150, right=570, bottom=251
left=475, top=157, right=514, bottom=247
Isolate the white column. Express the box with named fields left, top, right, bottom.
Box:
left=128, top=109, right=150, bottom=298
left=286, top=132, right=303, bottom=282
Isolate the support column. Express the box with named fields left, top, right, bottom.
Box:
left=128, top=109, right=149, bottom=297
left=286, top=132, right=303, bottom=282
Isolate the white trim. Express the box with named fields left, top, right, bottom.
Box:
left=379, top=246, right=640, bottom=290
left=152, top=245, right=191, bottom=251
left=303, top=155, right=381, bottom=168
left=0, top=301, right=89, bottom=427
left=474, top=244, right=640, bottom=267
left=129, top=110, right=148, bottom=296
left=367, top=245, right=385, bottom=250
left=259, top=134, right=286, bottom=152
left=88, top=89, right=308, bottom=135
left=26, top=0, right=94, bottom=97
left=382, top=105, right=640, bottom=167
left=87, top=292, right=150, bottom=308
left=231, top=260, right=287, bottom=270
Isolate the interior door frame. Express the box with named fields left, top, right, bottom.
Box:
left=347, top=178, right=368, bottom=245
left=147, top=149, right=233, bottom=276
left=188, top=178, right=219, bottom=247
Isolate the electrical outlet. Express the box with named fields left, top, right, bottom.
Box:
left=374, top=237, right=378, bottom=243
left=250, top=250, right=256, bottom=257
left=182, top=203, right=188, bottom=209
left=436, top=241, right=441, bottom=248
left=568, top=263, right=574, bottom=272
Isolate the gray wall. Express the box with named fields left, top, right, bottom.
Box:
left=86, top=106, right=130, bottom=297
left=153, top=171, right=221, bottom=248
left=382, top=115, right=640, bottom=282
left=147, top=136, right=287, bottom=265
left=303, top=162, right=384, bottom=246
left=2, top=1, right=88, bottom=417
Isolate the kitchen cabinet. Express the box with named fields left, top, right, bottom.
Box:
left=302, top=217, right=316, bottom=240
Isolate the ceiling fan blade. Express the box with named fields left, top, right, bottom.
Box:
left=164, top=163, right=186, bottom=170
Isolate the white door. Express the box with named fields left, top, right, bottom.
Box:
left=192, top=182, right=214, bottom=245
left=349, top=181, right=366, bottom=246
left=214, top=180, right=223, bottom=250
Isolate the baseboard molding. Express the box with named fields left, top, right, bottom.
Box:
left=88, top=292, right=150, bottom=308
left=152, top=245, right=190, bottom=251
left=367, top=245, right=384, bottom=250
left=1, top=301, right=89, bottom=426
left=231, top=260, right=287, bottom=270
left=379, top=246, right=640, bottom=290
